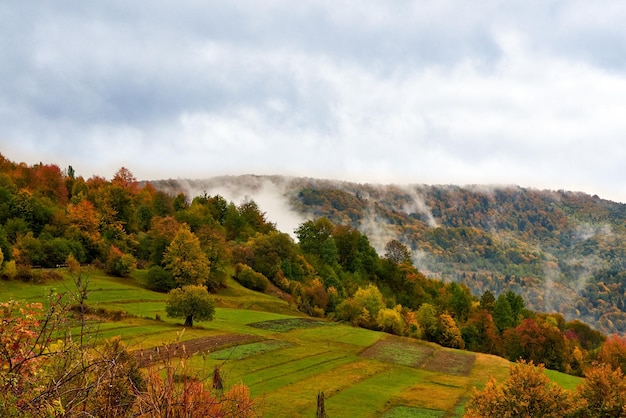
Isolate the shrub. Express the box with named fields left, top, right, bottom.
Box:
left=234, top=264, right=270, bottom=292
left=465, top=360, right=573, bottom=417
left=377, top=307, right=405, bottom=335
left=105, top=245, right=136, bottom=277
left=146, top=265, right=176, bottom=292
left=15, top=265, right=42, bottom=283
left=1, top=260, right=16, bottom=279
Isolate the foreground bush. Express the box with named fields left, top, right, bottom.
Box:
left=465, top=360, right=626, bottom=417
left=465, top=361, right=573, bottom=417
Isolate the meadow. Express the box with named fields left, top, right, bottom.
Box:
left=0, top=269, right=582, bottom=417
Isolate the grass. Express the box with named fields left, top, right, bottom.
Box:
left=247, top=317, right=334, bottom=332
left=0, top=270, right=586, bottom=417
left=209, top=340, right=292, bottom=360
left=382, top=407, right=445, bottom=418
left=545, top=369, right=584, bottom=390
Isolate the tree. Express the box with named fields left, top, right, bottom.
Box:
left=504, top=290, right=525, bottom=325
left=450, top=282, right=472, bottom=322
left=503, top=318, right=568, bottom=372
left=376, top=306, right=405, bottom=335
left=165, top=285, right=215, bottom=327
left=493, top=294, right=514, bottom=332
left=352, top=284, right=385, bottom=321
left=597, top=334, right=626, bottom=373
left=416, top=303, right=439, bottom=342
left=164, top=224, right=210, bottom=287
left=105, top=245, right=136, bottom=277
left=571, top=362, right=626, bottom=417
left=436, top=313, right=464, bottom=349
left=479, top=290, right=496, bottom=312
left=234, top=264, right=270, bottom=292
left=111, top=166, right=138, bottom=194
left=295, top=218, right=338, bottom=266
left=384, top=239, right=412, bottom=265
left=146, top=215, right=181, bottom=266
left=465, top=361, right=573, bottom=418
left=462, top=310, right=503, bottom=355
left=196, top=224, right=231, bottom=289
left=336, top=284, right=384, bottom=328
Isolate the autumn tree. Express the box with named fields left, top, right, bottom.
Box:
left=503, top=317, right=568, bottom=372
left=436, top=313, right=464, bottom=349
left=462, top=310, right=503, bottom=355
left=377, top=306, right=405, bottom=335
left=166, top=285, right=216, bottom=327
left=111, top=166, right=139, bottom=195
left=196, top=224, right=231, bottom=288
left=571, top=362, right=626, bottom=417
left=234, top=263, right=270, bottom=292
left=465, top=361, right=573, bottom=418
left=249, top=230, right=298, bottom=283
left=597, top=334, right=626, bottom=373
left=105, top=244, right=136, bottom=277
left=143, top=215, right=180, bottom=266
left=336, top=284, right=384, bottom=328
left=163, top=224, right=210, bottom=287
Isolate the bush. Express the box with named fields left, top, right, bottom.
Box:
left=377, top=307, right=404, bottom=335
left=15, top=266, right=42, bottom=283
left=105, top=245, right=136, bottom=277
left=234, top=264, right=270, bottom=292
left=1, top=260, right=17, bottom=279
left=465, top=360, right=572, bottom=417
left=146, top=265, right=176, bottom=292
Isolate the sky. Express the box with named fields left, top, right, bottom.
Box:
left=3, top=1, right=626, bottom=202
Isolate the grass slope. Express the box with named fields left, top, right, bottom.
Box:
left=0, top=269, right=583, bottom=417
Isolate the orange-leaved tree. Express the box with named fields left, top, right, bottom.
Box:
left=465, top=360, right=573, bottom=418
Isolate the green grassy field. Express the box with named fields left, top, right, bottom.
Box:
left=0, top=269, right=583, bottom=417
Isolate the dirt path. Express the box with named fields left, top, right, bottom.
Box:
left=134, top=333, right=262, bottom=367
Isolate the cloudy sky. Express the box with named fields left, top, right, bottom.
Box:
left=2, top=1, right=626, bottom=201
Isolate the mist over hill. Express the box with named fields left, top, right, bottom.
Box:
left=151, top=175, right=626, bottom=335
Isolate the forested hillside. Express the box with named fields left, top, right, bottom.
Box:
left=153, top=175, right=626, bottom=335
left=2, top=154, right=624, bottom=380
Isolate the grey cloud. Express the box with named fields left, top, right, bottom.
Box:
left=2, top=1, right=626, bottom=201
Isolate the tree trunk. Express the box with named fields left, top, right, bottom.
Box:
left=184, top=315, right=193, bottom=327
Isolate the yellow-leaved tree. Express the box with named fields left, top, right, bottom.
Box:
left=163, top=224, right=210, bottom=287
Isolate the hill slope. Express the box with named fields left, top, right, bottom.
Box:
left=3, top=270, right=580, bottom=417
left=153, top=175, right=626, bottom=334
